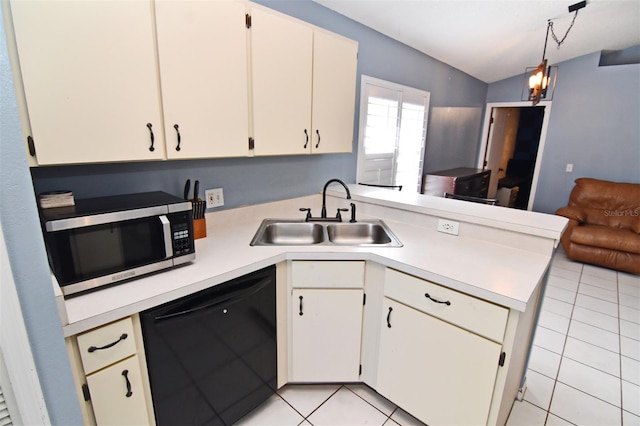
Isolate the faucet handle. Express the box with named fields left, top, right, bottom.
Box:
left=299, top=208, right=312, bottom=221
left=336, top=208, right=348, bottom=221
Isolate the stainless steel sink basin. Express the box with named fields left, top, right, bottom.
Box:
left=327, top=222, right=393, bottom=245
left=251, top=221, right=325, bottom=245
left=250, top=219, right=402, bottom=247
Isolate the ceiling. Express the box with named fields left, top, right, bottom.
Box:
left=312, top=0, right=640, bottom=83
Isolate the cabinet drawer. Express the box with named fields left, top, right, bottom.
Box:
left=77, top=317, right=137, bottom=375
left=384, top=269, right=508, bottom=342
left=292, top=261, right=364, bottom=288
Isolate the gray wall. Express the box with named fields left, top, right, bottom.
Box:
left=487, top=50, right=640, bottom=213
left=2, top=0, right=486, bottom=422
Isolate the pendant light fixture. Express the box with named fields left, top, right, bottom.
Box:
left=524, top=1, right=587, bottom=105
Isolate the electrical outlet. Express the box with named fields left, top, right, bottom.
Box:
left=205, top=188, right=224, bottom=208
left=437, top=219, right=459, bottom=236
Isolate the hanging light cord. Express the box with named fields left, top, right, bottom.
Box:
left=549, top=10, right=580, bottom=49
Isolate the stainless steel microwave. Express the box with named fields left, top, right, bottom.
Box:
left=41, top=191, right=195, bottom=297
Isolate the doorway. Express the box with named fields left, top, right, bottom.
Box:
left=477, top=101, right=552, bottom=210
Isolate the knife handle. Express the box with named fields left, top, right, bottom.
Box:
left=193, top=180, right=199, bottom=200
left=184, top=179, right=190, bottom=201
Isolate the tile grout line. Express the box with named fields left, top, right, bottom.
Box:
left=341, top=385, right=401, bottom=425
left=300, top=384, right=344, bottom=424
left=542, top=262, right=582, bottom=425
left=617, top=271, right=624, bottom=426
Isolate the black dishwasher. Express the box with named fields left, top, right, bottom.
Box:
left=140, top=266, right=276, bottom=425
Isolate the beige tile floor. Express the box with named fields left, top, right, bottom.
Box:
left=236, top=249, right=640, bottom=425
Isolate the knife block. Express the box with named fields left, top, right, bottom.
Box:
left=193, top=217, right=206, bottom=239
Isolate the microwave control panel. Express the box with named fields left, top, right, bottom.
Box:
left=170, top=212, right=195, bottom=257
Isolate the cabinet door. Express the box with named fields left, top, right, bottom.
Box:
left=155, top=0, right=249, bottom=159
left=251, top=7, right=313, bottom=156
left=10, top=0, right=164, bottom=165
left=291, top=289, right=363, bottom=382
left=86, top=355, right=151, bottom=425
left=311, top=31, right=358, bottom=154
left=377, top=298, right=501, bottom=426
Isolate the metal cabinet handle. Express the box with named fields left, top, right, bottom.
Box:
left=27, top=135, right=36, bottom=156
left=174, top=124, right=181, bottom=151
left=299, top=295, right=304, bottom=315
left=386, top=306, right=393, bottom=328
left=87, top=333, right=128, bottom=353
left=146, top=123, right=155, bottom=152
left=424, top=293, right=451, bottom=306
left=122, top=369, right=133, bottom=398
left=303, top=129, right=309, bottom=149
left=315, top=129, right=321, bottom=148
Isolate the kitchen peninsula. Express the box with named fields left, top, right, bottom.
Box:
left=56, top=184, right=567, bottom=425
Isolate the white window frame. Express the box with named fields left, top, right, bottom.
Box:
left=355, top=75, right=430, bottom=192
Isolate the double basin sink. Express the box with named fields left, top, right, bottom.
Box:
left=250, top=219, right=402, bottom=247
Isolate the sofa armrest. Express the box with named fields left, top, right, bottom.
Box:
left=556, top=206, right=585, bottom=223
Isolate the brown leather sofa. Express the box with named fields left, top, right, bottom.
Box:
left=555, top=178, right=640, bottom=275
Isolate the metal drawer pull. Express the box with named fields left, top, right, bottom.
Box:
left=304, top=129, right=309, bottom=149
left=424, top=293, right=451, bottom=306
left=315, top=129, right=321, bottom=148
left=122, top=369, right=133, bottom=398
left=174, top=124, right=181, bottom=151
left=386, top=306, right=393, bottom=328
left=299, top=295, right=304, bottom=316
left=147, top=123, right=155, bottom=152
left=87, top=333, right=128, bottom=353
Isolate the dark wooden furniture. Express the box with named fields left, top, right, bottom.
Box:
left=421, top=167, right=491, bottom=198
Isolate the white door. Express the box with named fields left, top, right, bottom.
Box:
left=10, top=0, right=164, bottom=165
left=251, top=7, right=313, bottom=156
left=86, top=356, right=151, bottom=425
left=291, top=289, right=363, bottom=382
left=156, top=0, right=250, bottom=159
left=311, top=31, right=358, bottom=154
left=377, top=298, right=501, bottom=426
left=477, top=102, right=552, bottom=210
left=482, top=108, right=519, bottom=198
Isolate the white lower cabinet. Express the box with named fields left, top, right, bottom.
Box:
left=85, top=355, right=150, bottom=425
left=64, top=261, right=540, bottom=425
left=291, top=288, right=363, bottom=382
left=68, top=316, right=154, bottom=425
left=377, top=297, right=502, bottom=425
left=289, top=261, right=365, bottom=382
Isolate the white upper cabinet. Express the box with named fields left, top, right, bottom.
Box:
left=155, top=0, right=250, bottom=159
left=250, top=5, right=358, bottom=156
left=250, top=6, right=313, bottom=156
left=311, top=31, right=358, bottom=154
left=9, top=0, right=357, bottom=164
left=10, top=0, right=165, bottom=165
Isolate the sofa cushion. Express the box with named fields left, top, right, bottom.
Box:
left=569, top=178, right=640, bottom=232
left=563, top=241, right=640, bottom=275
left=570, top=225, right=640, bottom=254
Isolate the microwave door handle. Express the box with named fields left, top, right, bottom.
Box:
left=159, top=215, right=173, bottom=259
